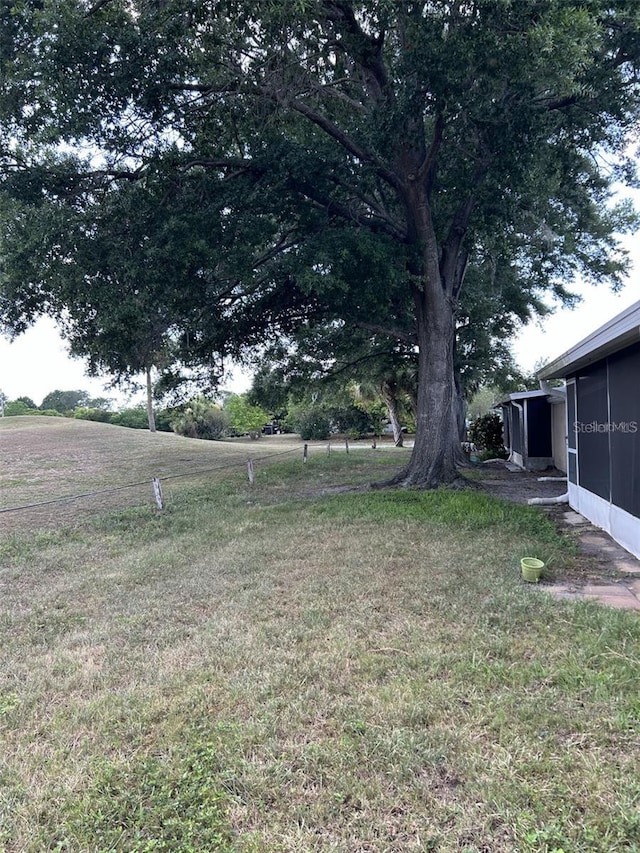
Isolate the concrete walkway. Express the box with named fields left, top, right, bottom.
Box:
left=543, top=510, right=640, bottom=611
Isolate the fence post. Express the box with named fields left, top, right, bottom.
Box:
left=247, top=458, right=255, bottom=485
left=303, top=443, right=308, bottom=463
left=345, top=438, right=349, bottom=453
left=327, top=442, right=331, bottom=457
left=152, top=477, right=164, bottom=511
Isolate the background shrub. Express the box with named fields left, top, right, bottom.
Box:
left=468, top=412, right=507, bottom=459
left=287, top=406, right=332, bottom=441
left=109, top=407, right=150, bottom=430
left=328, top=404, right=373, bottom=440
left=74, top=407, right=114, bottom=423
left=171, top=398, right=230, bottom=440
left=3, top=400, right=36, bottom=416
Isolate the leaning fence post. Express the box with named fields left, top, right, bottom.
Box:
left=303, top=443, right=308, bottom=463
left=152, top=477, right=164, bottom=511
left=345, top=438, right=349, bottom=454
left=247, top=458, right=255, bottom=485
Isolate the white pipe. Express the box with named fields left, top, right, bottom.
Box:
left=537, top=476, right=567, bottom=482
left=527, top=492, right=569, bottom=506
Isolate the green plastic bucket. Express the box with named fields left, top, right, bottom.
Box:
left=521, top=557, right=544, bottom=583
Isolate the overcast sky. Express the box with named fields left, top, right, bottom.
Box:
left=0, top=318, right=252, bottom=407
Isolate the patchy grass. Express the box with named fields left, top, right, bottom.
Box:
left=1, top=420, right=639, bottom=851
left=0, top=417, right=390, bottom=532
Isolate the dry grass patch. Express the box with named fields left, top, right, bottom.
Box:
left=1, top=423, right=639, bottom=851
left=0, top=417, right=312, bottom=531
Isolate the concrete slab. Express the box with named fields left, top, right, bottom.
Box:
left=544, top=587, right=582, bottom=603
left=582, top=582, right=630, bottom=596
left=613, top=558, right=640, bottom=575
left=583, top=592, right=640, bottom=611
left=543, top=581, right=640, bottom=610
left=563, top=511, right=589, bottom=526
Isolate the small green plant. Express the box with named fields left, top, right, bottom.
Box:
left=52, top=744, right=235, bottom=851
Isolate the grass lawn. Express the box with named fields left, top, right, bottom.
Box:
left=1, top=418, right=639, bottom=852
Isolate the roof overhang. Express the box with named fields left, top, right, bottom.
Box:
left=538, top=300, right=640, bottom=380
left=495, top=387, right=566, bottom=407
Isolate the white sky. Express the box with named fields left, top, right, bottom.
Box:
left=0, top=318, right=252, bottom=407
left=1, top=191, right=638, bottom=408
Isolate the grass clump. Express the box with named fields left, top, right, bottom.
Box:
left=43, top=738, right=235, bottom=852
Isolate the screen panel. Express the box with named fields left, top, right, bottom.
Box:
left=526, top=397, right=552, bottom=457
left=608, top=341, right=640, bottom=519
left=511, top=404, right=522, bottom=455
left=566, top=382, right=577, bottom=451
left=501, top=405, right=510, bottom=450
left=575, top=360, right=610, bottom=501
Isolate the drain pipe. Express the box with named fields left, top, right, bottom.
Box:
left=528, top=492, right=569, bottom=506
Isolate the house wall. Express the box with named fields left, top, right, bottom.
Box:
left=568, top=340, right=640, bottom=559
left=501, top=398, right=555, bottom=471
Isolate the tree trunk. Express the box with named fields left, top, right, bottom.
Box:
left=380, top=380, right=403, bottom=447
left=145, top=366, right=157, bottom=433
left=387, top=282, right=461, bottom=488
left=454, top=372, right=467, bottom=442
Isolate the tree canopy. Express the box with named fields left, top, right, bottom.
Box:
left=41, top=389, right=89, bottom=413
left=1, top=0, right=639, bottom=485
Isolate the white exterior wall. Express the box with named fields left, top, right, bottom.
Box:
left=568, top=483, right=640, bottom=561
left=551, top=402, right=567, bottom=473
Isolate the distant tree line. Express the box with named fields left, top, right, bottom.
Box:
left=0, top=388, right=271, bottom=438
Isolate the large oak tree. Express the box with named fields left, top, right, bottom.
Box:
left=1, top=1, right=639, bottom=485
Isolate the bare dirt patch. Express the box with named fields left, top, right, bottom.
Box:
left=476, top=460, right=568, bottom=505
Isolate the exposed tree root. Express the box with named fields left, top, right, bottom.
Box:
left=370, top=468, right=480, bottom=491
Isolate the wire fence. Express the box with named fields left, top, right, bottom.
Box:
left=0, top=446, right=304, bottom=517
left=0, top=439, right=410, bottom=534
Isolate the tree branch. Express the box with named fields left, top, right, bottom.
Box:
left=289, top=98, right=403, bottom=194
left=321, top=0, right=390, bottom=103
left=355, top=321, right=417, bottom=346
left=322, top=347, right=401, bottom=381
left=440, top=160, right=489, bottom=294
left=417, top=112, right=444, bottom=193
